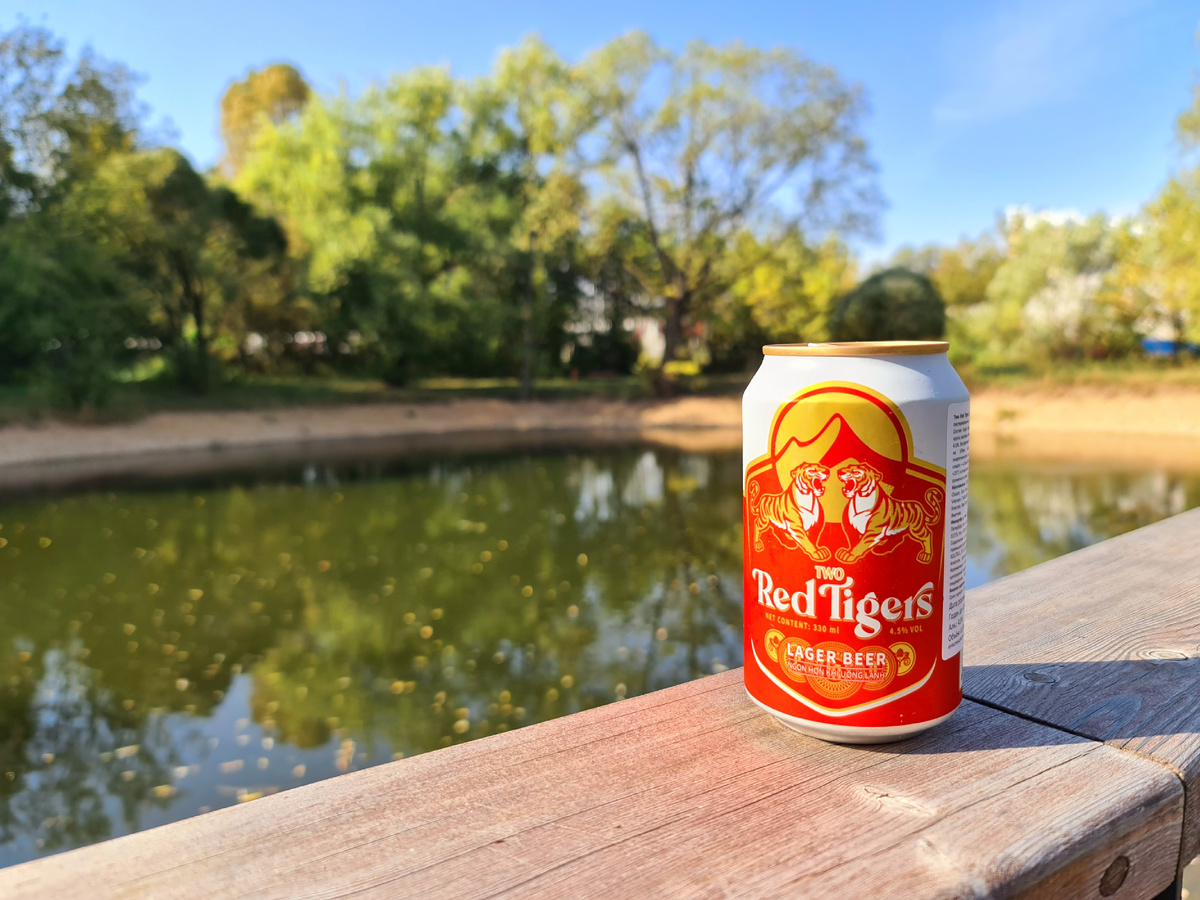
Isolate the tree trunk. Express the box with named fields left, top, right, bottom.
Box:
left=193, top=292, right=208, bottom=385
left=1172, top=311, right=1186, bottom=366
left=655, top=290, right=687, bottom=398
left=175, top=252, right=209, bottom=393
left=518, top=269, right=536, bottom=401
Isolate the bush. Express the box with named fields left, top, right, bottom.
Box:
left=0, top=218, right=141, bottom=408
left=828, top=268, right=946, bottom=342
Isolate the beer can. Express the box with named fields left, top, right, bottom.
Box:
left=742, top=341, right=970, bottom=743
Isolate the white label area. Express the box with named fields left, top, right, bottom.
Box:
left=942, top=401, right=970, bottom=660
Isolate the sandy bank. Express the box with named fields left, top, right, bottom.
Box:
left=0, top=384, right=1196, bottom=490
left=0, top=398, right=741, bottom=491
left=969, top=384, right=1200, bottom=471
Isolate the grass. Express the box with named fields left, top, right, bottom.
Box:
left=0, top=371, right=753, bottom=425
left=960, top=357, right=1200, bottom=390
left=3, top=358, right=1198, bottom=425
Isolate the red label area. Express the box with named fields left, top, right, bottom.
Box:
left=743, top=382, right=960, bottom=729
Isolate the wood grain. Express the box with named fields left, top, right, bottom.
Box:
left=964, top=507, right=1200, bottom=866
left=0, top=670, right=1181, bottom=899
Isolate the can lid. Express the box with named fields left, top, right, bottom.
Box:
left=763, top=341, right=949, bottom=357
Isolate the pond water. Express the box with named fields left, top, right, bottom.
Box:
left=0, top=445, right=1197, bottom=867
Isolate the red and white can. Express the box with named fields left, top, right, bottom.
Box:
left=743, top=341, right=970, bottom=743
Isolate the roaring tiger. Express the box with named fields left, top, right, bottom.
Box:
left=749, top=462, right=831, bottom=561
left=835, top=462, right=944, bottom=564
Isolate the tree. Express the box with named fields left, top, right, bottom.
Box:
left=0, top=24, right=62, bottom=214
left=888, top=233, right=1004, bottom=363
left=0, top=212, right=134, bottom=405
left=1105, top=173, right=1200, bottom=357
left=828, top=267, right=945, bottom=342
left=237, top=62, right=591, bottom=386
left=570, top=199, right=646, bottom=375
left=237, top=71, right=519, bottom=383
left=219, top=64, right=310, bottom=177
left=1105, top=77, right=1200, bottom=360
left=0, top=25, right=141, bottom=212
left=0, top=24, right=147, bottom=405
left=580, top=32, right=879, bottom=392
left=69, top=148, right=289, bottom=390
left=732, top=230, right=855, bottom=339
left=470, top=36, right=589, bottom=398
left=930, top=236, right=1004, bottom=313
left=981, top=213, right=1130, bottom=363
left=1175, top=60, right=1200, bottom=160
left=700, top=229, right=857, bottom=371
left=891, top=233, right=1003, bottom=312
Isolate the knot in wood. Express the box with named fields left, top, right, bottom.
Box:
left=1143, top=648, right=1189, bottom=661
left=1098, top=855, right=1129, bottom=896
left=1022, top=670, right=1058, bottom=684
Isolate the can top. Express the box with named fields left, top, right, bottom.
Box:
left=763, top=341, right=949, bottom=357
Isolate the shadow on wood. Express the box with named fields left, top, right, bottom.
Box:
left=965, top=508, right=1200, bottom=868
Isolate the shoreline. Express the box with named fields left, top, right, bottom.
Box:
left=0, top=386, right=1198, bottom=491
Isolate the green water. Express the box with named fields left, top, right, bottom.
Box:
left=0, top=446, right=1197, bottom=866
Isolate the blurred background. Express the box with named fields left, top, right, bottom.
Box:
left=0, top=1, right=1197, bottom=405
left=0, top=1, right=1198, bottom=886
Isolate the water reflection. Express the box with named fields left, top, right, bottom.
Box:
left=965, top=464, right=1200, bottom=587
left=0, top=447, right=1196, bottom=865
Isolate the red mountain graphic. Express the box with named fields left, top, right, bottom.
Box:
left=775, top=413, right=906, bottom=487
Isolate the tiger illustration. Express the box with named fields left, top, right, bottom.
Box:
left=748, top=463, right=831, bottom=561
left=835, top=462, right=944, bottom=564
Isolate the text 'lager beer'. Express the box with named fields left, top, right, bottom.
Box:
left=742, top=341, right=970, bottom=743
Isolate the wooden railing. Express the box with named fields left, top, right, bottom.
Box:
left=1, top=509, right=1197, bottom=899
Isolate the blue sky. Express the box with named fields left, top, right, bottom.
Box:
left=7, top=0, right=1198, bottom=257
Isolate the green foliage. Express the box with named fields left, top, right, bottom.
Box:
left=0, top=25, right=145, bottom=406
left=701, top=230, right=857, bottom=370
left=0, top=24, right=140, bottom=213
left=10, top=18, right=1200, bottom=408
left=0, top=213, right=133, bottom=406
left=578, top=32, right=880, bottom=389
left=236, top=56, right=590, bottom=386
left=887, top=234, right=1003, bottom=364
left=219, top=63, right=310, bottom=176
left=1175, top=53, right=1200, bottom=160
left=828, top=267, right=945, bottom=342
left=67, top=147, right=292, bottom=391
left=1106, top=170, right=1200, bottom=355
left=475, top=36, right=590, bottom=395
left=978, top=214, right=1135, bottom=364
left=237, top=75, right=493, bottom=383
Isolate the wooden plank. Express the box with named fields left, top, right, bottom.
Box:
left=0, top=670, right=1181, bottom=899
left=964, top=507, right=1200, bottom=866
